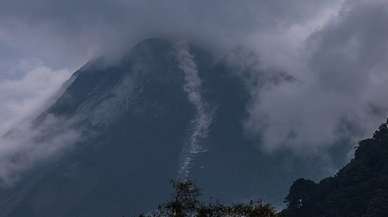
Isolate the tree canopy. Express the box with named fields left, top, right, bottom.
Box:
left=139, top=180, right=278, bottom=217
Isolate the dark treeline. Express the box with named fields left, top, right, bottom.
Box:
left=138, top=180, right=278, bottom=217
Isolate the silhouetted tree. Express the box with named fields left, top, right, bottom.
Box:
left=139, top=180, right=278, bottom=217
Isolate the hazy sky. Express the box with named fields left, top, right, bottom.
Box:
left=0, top=0, right=388, bottom=172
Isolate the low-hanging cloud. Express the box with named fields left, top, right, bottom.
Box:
left=0, top=62, right=76, bottom=185
left=0, top=0, right=338, bottom=68
left=0, top=0, right=387, bottom=181
left=0, top=115, right=80, bottom=185
left=0, top=61, right=71, bottom=133
left=246, top=0, right=388, bottom=155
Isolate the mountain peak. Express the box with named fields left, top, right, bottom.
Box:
left=0, top=37, right=301, bottom=217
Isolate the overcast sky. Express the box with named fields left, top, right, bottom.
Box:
left=0, top=0, right=388, bottom=162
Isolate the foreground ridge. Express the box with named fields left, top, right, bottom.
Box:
left=282, top=119, right=388, bottom=217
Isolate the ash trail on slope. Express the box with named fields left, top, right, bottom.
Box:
left=175, top=42, right=213, bottom=181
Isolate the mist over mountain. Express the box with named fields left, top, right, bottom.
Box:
left=0, top=38, right=350, bottom=217
left=1, top=0, right=388, bottom=216
left=2, top=0, right=388, bottom=160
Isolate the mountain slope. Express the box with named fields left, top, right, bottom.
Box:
left=0, top=38, right=345, bottom=217
left=0, top=38, right=193, bottom=217
left=283, top=119, right=388, bottom=217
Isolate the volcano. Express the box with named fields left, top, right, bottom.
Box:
left=0, top=38, right=340, bottom=217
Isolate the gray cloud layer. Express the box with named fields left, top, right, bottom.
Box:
left=0, top=0, right=388, bottom=181
left=0, top=0, right=337, bottom=68
left=247, top=0, right=388, bottom=155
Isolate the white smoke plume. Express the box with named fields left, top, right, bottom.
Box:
left=175, top=41, right=213, bottom=180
